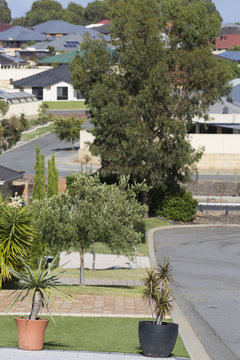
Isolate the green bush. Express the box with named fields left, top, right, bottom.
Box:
left=157, top=191, right=198, bottom=222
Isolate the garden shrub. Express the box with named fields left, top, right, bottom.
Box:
left=157, top=191, right=198, bottom=222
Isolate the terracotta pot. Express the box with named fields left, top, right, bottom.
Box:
left=15, top=317, right=49, bottom=350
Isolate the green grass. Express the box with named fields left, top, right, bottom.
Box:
left=21, top=122, right=55, bottom=141
left=63, top=268, right=148, bottom=280
left=60, top=284, right=144, bottom=297
left=0, top=316, right=189, bottom=357
left=84, top=241, right=149, bottom=256
left=44, top=101, right=87, bottom=110
left=143, top=217, right=171, bottom=230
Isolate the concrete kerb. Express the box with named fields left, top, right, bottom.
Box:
left=147, top=225, right=214, bottom=360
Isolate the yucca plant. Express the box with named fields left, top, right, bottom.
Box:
left=0, top=205, right=34, bottom=279
left=142, top=258, right=174, bottom=325
left=7, top=256, right=72, bottom=322
left=0, top=244, right=4, bottom=290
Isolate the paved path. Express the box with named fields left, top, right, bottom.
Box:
left=153, top=225, right=240, bottom=360
left=0, top=348, right=188, bottom=360
left=59, top=253, right=150, bottom=270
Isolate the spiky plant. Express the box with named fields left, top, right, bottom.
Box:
left=7, top=256, right=72, bottom=322
left=0, top=244, right=4, bottom=290
left=142, top=258, right=174, bottom=325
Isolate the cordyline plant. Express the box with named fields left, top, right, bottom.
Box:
left=6, top=256, right=72, bottom=322
left=142, top=258, right=174, bottom=325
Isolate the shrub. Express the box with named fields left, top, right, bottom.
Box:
left=157, top=191, right=198, bottom=222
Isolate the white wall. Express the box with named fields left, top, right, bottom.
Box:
left=189, top=134, right=240, bottom=154
left=21, top=82, right=77, bottom=101
left=0, top=100, right=41, bottom=120
left=194, top=114, right=240, bottom=124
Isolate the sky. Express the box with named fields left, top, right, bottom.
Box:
left=6, top=0, right=240, bottom=24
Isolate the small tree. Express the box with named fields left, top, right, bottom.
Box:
left=32, top=146, right=45, bottom=201
left=47, top=154, right=59, bottom=198
left=53, top=116, right=84, bottom=149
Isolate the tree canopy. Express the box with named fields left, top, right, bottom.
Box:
left=0, top=0, right=11, bottom=23
left=70, top=0, right=233, bottom=203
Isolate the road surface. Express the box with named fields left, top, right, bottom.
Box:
left=154, top=226, right=240, bottom=360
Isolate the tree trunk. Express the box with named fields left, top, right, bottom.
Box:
left=79, top=247, right=84, bottom=285
left=142, top=191, right=149, bottom=218
left=91, top=242, right=96, bottom=271
left=29, top=289, right=42, bottom=320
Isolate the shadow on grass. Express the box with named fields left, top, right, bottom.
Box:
left=44, top=341, right=70, bottom=349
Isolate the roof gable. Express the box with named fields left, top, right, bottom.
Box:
left=0, top=26, right=47, bottom=42
left=12, top=64, right=71, bottom=87
left=0, top=165, right=22, bottom=183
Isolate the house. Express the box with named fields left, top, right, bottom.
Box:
left=0, top=89, right=41, bottom=120
left=0, top=53, right=28, bottom=69
left=190, top=79, right=240, bottom=170
left=33, top=20, right=110, bottom=41
left=32, top=33, right=90, bottom=52
left=0, top=165, right=23, bottom=197
left=86, top=20, right=111, bottom=35
left=0, top=24, right=11, bottom=32
left=214, top=24, right=240, bottom=51
left=0, top=26, right=47, bottom=53
left=11, top=64, right=83, bottom=101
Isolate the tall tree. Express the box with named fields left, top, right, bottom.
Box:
left=32, top=146, right=45, bottom=201
left=70, top=0, right=233, bottom=206
left=0, top=0, right=11, bottom=23
left=84, top=0, right=109, bottom=24
left=47, top=154, right=58, bottom=198
left=25, top=0, right=63, bottom=26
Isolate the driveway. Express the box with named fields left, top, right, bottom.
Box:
left=153, top=225, right=240, bottom=360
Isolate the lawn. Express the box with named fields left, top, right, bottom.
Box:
left=60, top=284, right=144, bottom=297
left=84, top=241, right=149, bottom=256
left=21, top=122, right=55, bottom=141
left=44, top=101, right=87, bottom=110
left=63, top=268, right=148, bottom=280
left=0, top=316, right=189, bottom=357
left=143, top=217, right=171, bottom=230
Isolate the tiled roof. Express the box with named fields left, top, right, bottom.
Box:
left=0, top=24, right=11, bottom=32
left=12, top=64, right=71, bottom=87
left=0, top=53, right=27, bottom=65
left=33, top=20, right=110, bottom=41
left=215, top=34, right=240, bottom=50
left=216, top=51, right=240, bottom=62
left=37, top=50, right=80, bottom=64
left=0, top=26, right=47, bottom=42
left=0, top=165, right=22, bottom=183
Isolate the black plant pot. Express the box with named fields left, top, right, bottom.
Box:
left=138, top=321, right=178, bottom=358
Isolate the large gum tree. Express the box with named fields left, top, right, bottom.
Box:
left=70, top=0, right=233, bottom=205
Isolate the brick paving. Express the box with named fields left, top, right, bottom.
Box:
left=0, top=290, right=151, bottom=318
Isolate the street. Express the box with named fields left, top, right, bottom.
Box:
left=0, top=133, right=82, bottom=176
left=154, top=226, right=240, bottom=360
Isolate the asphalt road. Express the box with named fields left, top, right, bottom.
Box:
left=154, top=226, right=240, bottom=360
left=0, top=133, right=81, bottom=176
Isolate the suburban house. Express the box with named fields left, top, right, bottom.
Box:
left=86, top=20, right=111, bottom=35
left=214, top=24, right=240, bottom=51
left=0, top=89, right=41, bottom=120
left=33, top=20, right=110, bottom=41
left=190, top=79, right=240, bottom=170
left=32, top=33, right=93, bottom=52
left=0, top=53, right=28, bottom=69
left=37, top=50, right=79, bottom=66
left=0, top=26, right=47, bottom=53
left=11, top=64, right=83, bottom=101
left=0, top=165, right=23, bottom=198
left=0, top=24, right=11, bottom=32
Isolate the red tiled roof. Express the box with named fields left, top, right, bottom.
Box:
left=97, top=20, right=110, bottom=25
left=215, top=34, right=240, bottom=50
left=0, top=23, right=11, bottom=32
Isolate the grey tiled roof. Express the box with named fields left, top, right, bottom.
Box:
left=0, top=165, right=22, bottom=182
left=0, top=26, right=47, bottom=42
left=33, top=20, right=110, bottom=41
left=33, top=33, right=86, bottom=51
left=12, top=64, right=71, bottom=87
left=0, top=53, right=27, bottom=65
left=216, top=51, right=240, bottom=62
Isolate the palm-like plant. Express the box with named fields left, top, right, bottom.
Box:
left=7, top=256, right=72, bottom=322
left=142, top=258, right=174, bottom=325
left=0, top=205, right=34, bottom=279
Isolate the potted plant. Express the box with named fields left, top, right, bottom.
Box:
left=139, top=258, right=178, bottom=358
left=7, top=255, right=72, bottom=351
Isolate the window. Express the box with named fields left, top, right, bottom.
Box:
left=57, top=87, right=68, bottom=100
left=32, top=87, right=43, bottom=100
